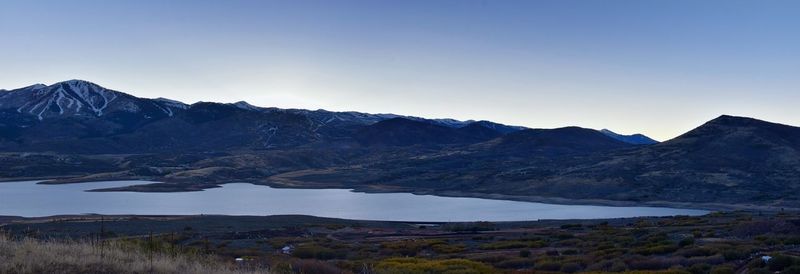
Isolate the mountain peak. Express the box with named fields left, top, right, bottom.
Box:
left=26, top=83, right=47, bottom=90
left=706, top=115, right=766, bottom=127
left=60, top=79, right=93, bottom=84
left=0, top=80, right=192, bottom=120
left=673, top=115, right=800, bottom=145
left=232, top=101, right=261, bottom=111
left=54, top=79, right=102, bottom=88
left=689, top=115, right=800, bottom=134
left=600, top=129, right=658, bottom=145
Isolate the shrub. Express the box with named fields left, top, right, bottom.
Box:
left=635, top=244, right=679, bottom=255
left=747, top=268, right=772, bottom=274
left=431, top=243, right=466, bottom=254
left=444, top=221, right=496, bottom=232
left=545, top=250, right=560, bottom=256
left=767, top=254, right=795, bottom=271
left=561, top=262, right=582, bottom=273
left=375, top=257, right=495, bottom=274
left=561, top=224, right=583, bottom=230
left=679, top=237, right=695, bottom=247
left=381, top=239, right=445, bottom=256
left=0, top=235, right=262, bottom=274
left=628, top=257, right=687, bottom=270
left=679, top=247, right=716, bottom=258
left=278, top=259, right=343, bottom=274
left=535, top=260, right=562, bottom=271
left=687, top=255, right=725, bottom=266
left=687, top=263, right=711, bottom=274
left=556, top=238, right=583, bottom=247
left=562, top=249, right=579, bottom=255
left=479, top=240, right=545, bottom=250
left=556, top=232, right=575, bottom=239
left=783, top=265, right=800, bottom=274
left=471, top=254, right=512, bottom=264
left=291, top=244, right=342, bottom=260
left=495, top=258, right=535, bottom=269
left=721, top=249, right=749, bottom=261
left=709, top=265, right=734, bottom=274
left=784, top=237, right=800, bottom=245
left=610, top=261, right=628, bottom=272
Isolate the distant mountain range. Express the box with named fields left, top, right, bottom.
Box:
left=0, top=80, right=647, bottom=153
left=1, top=80, right=798, bottom=209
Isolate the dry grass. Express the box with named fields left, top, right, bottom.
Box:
left=0, top=235, right=266, bottom=274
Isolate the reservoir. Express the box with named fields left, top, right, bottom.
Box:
left=0, top=180, right=707, bottom=221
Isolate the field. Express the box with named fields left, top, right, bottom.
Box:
left=0, top=233, right=262, bottom=274
left=3, top=211, right=800, bottom=273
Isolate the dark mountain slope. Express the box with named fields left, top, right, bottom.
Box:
left=299, top=126, right=637, bottom=195
left=453, top=122, right=506, bottom=141
left=278, top=115, right=800, bottom=208
left=484, top=127, right=632, bottom=155
left=354, top=118, right=503, bottom=146
left=600, top=129, right=659, bottom=145
left=464, top=120, right=525, bottom=134
left=545, top=115, right=800, bottom=204
left=14, top=102, right=321, bottom=153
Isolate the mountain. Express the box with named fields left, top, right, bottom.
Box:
left=0, top=80, right=524, bottom=152
left=0, top=80, right=190, bottom=151
left=600, top=129, right=658, bottom=145
left=538, top=115, right=800, bottom=205
left=3, top=80, right=799, bottom=209
left=453, top=122, right=506, bottom=141
left=266, top=115, right=800, bottom=208
left=485, top=127, right=632, bottom=155
left=0, top=80, right=185, bottom=121
left=354, top=118, right=500, bottom=146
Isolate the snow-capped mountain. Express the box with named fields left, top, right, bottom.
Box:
left=0, top=80, right=187, bottom=120
left=0, top=80, right=527, bottom=153
left=0, top=80, right=522, bottom=131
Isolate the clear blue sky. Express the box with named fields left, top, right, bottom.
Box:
left=1, top=0, right=798, bottom=140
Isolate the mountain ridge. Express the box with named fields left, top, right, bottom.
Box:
left=600, top=129, right=659, bottom=145
left=0, top=80, right=652, bottom=142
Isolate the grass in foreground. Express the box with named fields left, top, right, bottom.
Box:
left=0, top=234, right=263, bottom=274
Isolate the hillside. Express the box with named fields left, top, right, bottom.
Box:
left=270, top=116, right=800, bottom=209
left=553, top=115, right=800, bottom=205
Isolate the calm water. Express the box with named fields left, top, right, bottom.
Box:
left=0, top=180, right=707, bottom=221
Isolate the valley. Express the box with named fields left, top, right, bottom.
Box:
left=3, top=2, right=798, bottom=273
left=2, top=80, right=800, bottom=211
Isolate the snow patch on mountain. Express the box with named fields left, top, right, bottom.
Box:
left=233, top=101, right=261, bottom=111
left=154, top=98, right=189, bottom=109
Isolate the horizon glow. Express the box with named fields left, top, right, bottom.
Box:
left=1, top=0, right=798, bottom=141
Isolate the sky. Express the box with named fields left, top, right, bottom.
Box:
left=0, top=0, right=798, bottom=141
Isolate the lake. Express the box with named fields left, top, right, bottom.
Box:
left=0, top=180, right=707, bottom=221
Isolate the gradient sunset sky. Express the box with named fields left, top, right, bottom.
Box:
left=1, top=0, right=798, bottom=140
